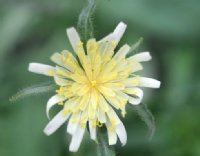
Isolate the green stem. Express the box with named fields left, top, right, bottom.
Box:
left=77, top=0, right=96, bottom=43
left=96, top=129, right=116, bottom=156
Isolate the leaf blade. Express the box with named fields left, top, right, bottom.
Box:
left=9, top=82, right=57, bottom=102
left=131, top=102, right=155, bottom=140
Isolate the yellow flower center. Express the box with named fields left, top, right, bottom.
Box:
left=52, top=40, right=139, bottom=128
left=90, top=80, right=97, bottom=87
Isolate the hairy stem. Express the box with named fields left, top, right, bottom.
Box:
left=77, top=0, right=96, bottom=43
left=96, top=129, right=116, bottom=156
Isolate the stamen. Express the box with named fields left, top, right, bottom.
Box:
left=97, top=121, right=103, bottom=127
left=61, top=55, right=66, bottom=62
left=111, top=41, right=117, bottom=47
left=63, top=108, right=69, bottom=116
left=132, top=80, right=139, bottom=85
left=78, top=41, right=83, bottom=47
left=48, top=70, right=54, bottom=76
left=92, top=121, right=97, bottom=128
left=121, top=111, right=127, bottom=117
left=79, top=122, right=85, bottom=129
left=58, top=101, right=64, bottom=105
left=91, top=80, right=97, bottom=87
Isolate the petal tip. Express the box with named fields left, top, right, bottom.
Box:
left=118, top=21, right=127, bottom=28
left=156, top=81, right=161, bottom=88
left=43, top=128, right=51, bottom=136
left=69, top=146, right=78, bottom=153
left=28, top=63, right=35, bottom=72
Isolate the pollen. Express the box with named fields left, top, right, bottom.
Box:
left=49, top=39, right=138, bottom=128
left=78, top=41, right=83, bottom=47
left=63, top=108, right=69, bottom=116
left=90, top=80, right=97, bottom=87
left=48, top=70, right=54, bottom=76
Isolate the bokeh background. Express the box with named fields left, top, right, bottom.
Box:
left=1, top=0, right=200, bottom=156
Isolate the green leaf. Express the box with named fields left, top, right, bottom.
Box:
left=96, top=129, right=116, bottom=156
left=127, top=37, right=143, bottom=57
left=77, top=0, right=96, bottom=43
left=9, top=82, right=57, bottom=102
left=132, top=103, right=155, bottom=140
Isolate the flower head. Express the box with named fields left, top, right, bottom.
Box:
left=28, top=22, right=160, bottom=152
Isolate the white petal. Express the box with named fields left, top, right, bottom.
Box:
left=99, top=22, right=127, bottom=46
left=113, top=44, right=130, bottom=61
left=122, top=77, right=139, bottom=87
left=66, top=27, right=81, bottom=53
left=67, top=123, right=78, bottom=136
left=116, top=91, right=129, bottom=101
left=108, top=130, right=117, bottom=145
left=67, top=117, right=79, bottom=135
left=106, top=125, right=117, bottom=145
left=105, top=121, right=117, bottom=145
left=43, top=110, right=70, bottom=136
left=139, top=77, right=161, bottom=88
left=55, top=66, right=71, bottom=78
left=107, top=107, right=121, bottom=125
left=115, top=122, right=127, bottom=146
left=98, top=86, right=116, bottom=97
left=98, top=109, right=107, bottom=123
left=130, top=62, right=143, bottom=73
left=89, top=120, right=96, bottom=140
left=128, top=88, right=143, bottom=105
left=112, top=22, right=127, bottom=44
left=128, top=52, right=152, bottom=62
left=50, top=52, right=64, bottom=67
left=121, top=106, right=126, bottom=118
left=69, top=126, right=85, bottom=152
left=28, top=63, right=54, bottom=76
left=46, top=95, right=65, bottom=119
left=54, top=76, right=71, bottom=86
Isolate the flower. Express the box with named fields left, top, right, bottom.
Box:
left=28, top=22, right=160, bottom=152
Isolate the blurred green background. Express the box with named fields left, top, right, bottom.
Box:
left=0, top=0, right=200, bottom=156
